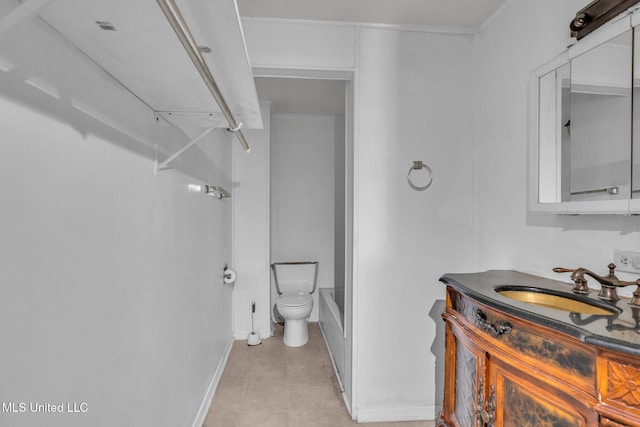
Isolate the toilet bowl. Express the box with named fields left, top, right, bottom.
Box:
left=271, top=261, right=319, bottom=348
left=276, top=291, right=313, bottom=347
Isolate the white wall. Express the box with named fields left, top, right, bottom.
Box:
left=0, top=18, right=233, bottom=427
left=232, top=103, right=272, bottom=339
left=270, top=114, right=337, bottom=322
left=473, top=0, right=640, bottom=286
left=242, top=18, right=476, bottom=422
left=242, top=18, right=356, bottom=70
left=355, top=28, right=475, bottom=421
left=246, top=4, right=640, bottom=420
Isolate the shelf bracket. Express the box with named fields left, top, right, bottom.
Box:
left=155, top=126, right=215, bottom=174
left=156, top=0, right=251, bottom=153
left=205, top=185, right=231, bottom=199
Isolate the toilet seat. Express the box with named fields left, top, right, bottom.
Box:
left=277, top=291, right=312, bottom=307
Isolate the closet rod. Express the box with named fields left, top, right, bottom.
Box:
left=156, top=0, right=251, bottom=153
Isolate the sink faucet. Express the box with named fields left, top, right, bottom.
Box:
left=553, top=263, right=640, bottom=305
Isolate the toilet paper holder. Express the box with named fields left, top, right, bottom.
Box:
left=223, top=265, right=237, bottom=286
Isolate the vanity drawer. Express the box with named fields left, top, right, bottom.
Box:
left=447, top=288, right=597, bottom=395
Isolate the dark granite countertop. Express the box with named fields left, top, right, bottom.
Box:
left=440, top=270, right=640, bottom=357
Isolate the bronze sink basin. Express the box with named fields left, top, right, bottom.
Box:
left=495, top=286, right=620, bottom=316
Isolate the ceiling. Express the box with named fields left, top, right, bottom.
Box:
left=239, top=0, right=507, bottom=115
left=30, top=0, right=508, bottom=120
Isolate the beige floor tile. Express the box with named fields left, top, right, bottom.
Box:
left=243, top=384, right=290, bottom=411
left=287, top=363, right=333, bottom=386
left=288, top=384, right=344, bottom=410
left=245, top=364, right=287, bottom=387
left=209, top=388, right=244, bottom=412
left=216, top=370, right=246, bottom=391
left=289, top=408, right=348, bottom=427
left=203, top=323, right=437, bottom=427
left=203, top=410, right=237, bottom=427
left=236, top=409, right=288, bottom=427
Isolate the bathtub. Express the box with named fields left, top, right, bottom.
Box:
left=319, top=288, right=344, bottom=384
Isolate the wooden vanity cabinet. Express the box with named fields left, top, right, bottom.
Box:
left=441, top=319, right=597, bottom=426
left=438, top=287, right=629, bottom=427
left=487, top=353, right=596, bottom=426
left=598, top=351, right=640, bottom=426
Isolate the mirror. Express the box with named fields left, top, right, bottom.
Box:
left=633, top=28, right=640, bottom=198
left=531, top=17, right=635, bottom=214
left=568, top=29, right=632, bottom=202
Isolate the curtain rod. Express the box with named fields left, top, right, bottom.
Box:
left=156, top=0, right=251, bottom=153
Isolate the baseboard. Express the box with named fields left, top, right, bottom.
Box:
left=356, top=405, right=440, bottom=423
left=191, top=337, right=234, bottom=427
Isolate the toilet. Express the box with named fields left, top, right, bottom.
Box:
left=271, top=261, right=318, bottom=347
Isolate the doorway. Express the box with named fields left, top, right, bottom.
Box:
left=254, top=69, right=354, bottom=407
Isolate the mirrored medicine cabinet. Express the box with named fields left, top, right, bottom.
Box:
left=529, top=11, right=640, bottom=214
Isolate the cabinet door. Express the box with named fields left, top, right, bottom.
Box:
left=488, top=357, right=598, bottom=427
left=443, top=323, right=485, bottom=427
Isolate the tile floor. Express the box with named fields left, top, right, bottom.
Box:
left=203, top=323, right=436, bottom=427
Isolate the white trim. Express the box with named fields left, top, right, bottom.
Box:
left=527, top=52, right=570, bottom=214
left=231, top=137, right=237, bottom=336
left=632, top=6, right=640, bottom=27
left=241, top=15, right=475, bottom=36
left=566, top=199, right=631, bottom=215
left=349, top=28, right=361, bottom=421
left=356, top=405, right=439, bottom=423
left=252, top=66, right=354, bottom=80
left=263, top=100, right=272, bottom=338
left=190, top=337, right=234, bottom=427
left=568, top=14, right=632, bottom=59
left=272, top=112, right=342, bottom=120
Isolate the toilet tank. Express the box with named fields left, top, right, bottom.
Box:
left=271, top=262, right=318, bottom=294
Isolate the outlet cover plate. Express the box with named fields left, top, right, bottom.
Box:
left=614, top=250, right=640, bottom=273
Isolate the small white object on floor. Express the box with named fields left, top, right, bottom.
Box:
left=247, top=332, right=261, bottom=346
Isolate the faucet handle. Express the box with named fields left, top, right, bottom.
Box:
left=553, top=267, right=590, bottom=294
left=553, top=267, right=577, bottom=273
left=619, top=278, right=640, bottom=287
left=631, top=286, right=640, bottom=307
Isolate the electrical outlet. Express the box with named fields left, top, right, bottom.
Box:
left=614, top=250, right=640, bottom=273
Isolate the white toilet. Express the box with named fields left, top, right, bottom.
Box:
left=271, top=261, right=318, bottom=347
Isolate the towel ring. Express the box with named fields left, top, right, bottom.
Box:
left=407, top=161, right=433, bottom=191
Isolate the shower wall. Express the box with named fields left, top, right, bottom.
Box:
left=270, top=113, right=337, bottom=321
